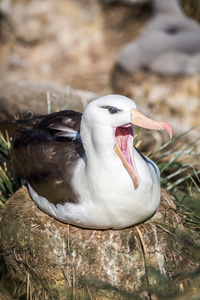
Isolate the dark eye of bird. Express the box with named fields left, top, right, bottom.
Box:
left=108, top=107, right=118, bottom=114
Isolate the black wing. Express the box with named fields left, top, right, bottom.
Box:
left=13, top=110, right=84, bottom=205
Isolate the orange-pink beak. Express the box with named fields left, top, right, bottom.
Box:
left=130, top=109, right=173, bottom=139
left=114, top=108, right=173, bottom=189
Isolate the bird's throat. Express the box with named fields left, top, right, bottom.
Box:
left=114, top=126, right=140, bottom=189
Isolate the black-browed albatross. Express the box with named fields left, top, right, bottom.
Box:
left=117, top=0, right=200, bottom=75
left=12, top=95, right=172, bottom=229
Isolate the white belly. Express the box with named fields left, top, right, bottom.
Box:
left=28, top=152, right=160, bottom=229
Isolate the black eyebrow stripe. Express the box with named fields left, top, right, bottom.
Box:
left=99, top=106, right=122, bottom=111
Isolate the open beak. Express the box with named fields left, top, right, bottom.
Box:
left=114, top=108, right=173, bottom=189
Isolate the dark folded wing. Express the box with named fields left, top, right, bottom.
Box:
left=13, top=110, right=84, bottom=205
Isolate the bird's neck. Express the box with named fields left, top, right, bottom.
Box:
left=80, top=121, right=116, bottom=169
left=153, top=0, right=183, bottom=16
left=73, top=122, right=125, bottom=200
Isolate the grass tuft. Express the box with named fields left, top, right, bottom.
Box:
left=151, top=125, right=200, bottom=232
left=0, top=131, right=21, bottom=207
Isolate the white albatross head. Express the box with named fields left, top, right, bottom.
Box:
left=81, top=95, right=172, bottom=189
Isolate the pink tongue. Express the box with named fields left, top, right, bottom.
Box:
left=115, top=126, right=140, bottom=188
left=115, top=127, right=133, bottom=159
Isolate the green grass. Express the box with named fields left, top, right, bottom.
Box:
left=150, top=125, right=200, bottom=232
left=0, top=131, right=13, bottom=206
left=0, top=131, right=21, bottom=208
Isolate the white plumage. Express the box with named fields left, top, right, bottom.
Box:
left=24, top=95, right=172, bottom=229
